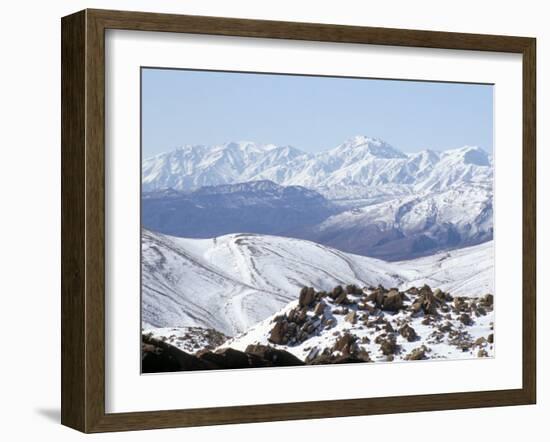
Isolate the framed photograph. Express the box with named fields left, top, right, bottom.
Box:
left=61, top=9, right=536, bottom=433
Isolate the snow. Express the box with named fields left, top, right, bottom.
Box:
left=395, top=241, right=494, bottom=296
left=142, top=229, right=493, bottom=337
left=316, top=185, right=492, bottom=238
left=143, top=326, right=228, bottom=354
left=141, top=137, right=493, bottom=202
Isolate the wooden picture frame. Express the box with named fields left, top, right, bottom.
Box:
left=61, top=8, right=536, bottom=433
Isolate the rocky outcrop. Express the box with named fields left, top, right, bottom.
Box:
left=142, top=335, right=304, bottom=372
left=147, top=282, right=495, bottom=372
left=257, top=283, right=494, bottom=365
left=142, top=335, right=217, bottom=372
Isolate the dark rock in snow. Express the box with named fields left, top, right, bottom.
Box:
left=399, top=324, right=419, bottom=342
left=346, top=284, right=362, bottom=295
left=481, top=293, right=494, bottom=307
left=313, top=301, right=326, bottom=316
left=268, top=318, right=286, bottom=344
left=331, top=285, right=344, bottom=299
left=404, top=345, right=429, bottom=361
left=334, top=292, right=349, bottom=305
left=382, top=290, right=404, bottom=312
left=459, top=313, right=473, bottom=326
left=333, top=333, right=357, bottom=356
left=245, top=344, right=305, bottom=366
left=345, top=310, right=357, bottom=324
left=299, top=287, right=316, bottom=308
left=378, top=335, right=399, bottom=356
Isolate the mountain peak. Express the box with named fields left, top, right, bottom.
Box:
left=334, top=136, right=407, bottom=159
left=446, top=145, right=490, bottom=166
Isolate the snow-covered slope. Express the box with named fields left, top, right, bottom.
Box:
left=142, top=136, right=493, bottom=200
left=142, top=229, right=493, bottom=336
left=142, top=229, right=402, bottom=335
left=303, top=185, right=493, bottom=260
left=395, top=240, right=494, bottom=296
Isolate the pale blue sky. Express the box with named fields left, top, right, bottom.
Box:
left=142, top=68, right=493, bottom=158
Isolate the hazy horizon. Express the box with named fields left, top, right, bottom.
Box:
left=142, top=68, right=493, bottom=159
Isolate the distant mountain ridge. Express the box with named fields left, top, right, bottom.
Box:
left=142, top=136, right=493, bottom=200
left=142, top=180, right=337, bottom=239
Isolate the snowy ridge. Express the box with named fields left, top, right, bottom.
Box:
left=142, top=136, right=493, bottom=200
left=304, top=184, right=493, bottom=260
left=142, top=229, right=493, bottom=336
left=141, top=180, right=336, bottom=239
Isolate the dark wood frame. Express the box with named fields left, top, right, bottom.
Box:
left=61, top=8, right=536, bottom=433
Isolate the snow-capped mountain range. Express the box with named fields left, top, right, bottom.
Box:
left=141, top=136, right=493, bottom=260
left=142, top=229, right=494, bottom=337
left=142, top=136, right=493, bottom=201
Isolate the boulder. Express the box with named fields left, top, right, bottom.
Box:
left=474, top=337, right=487, bottom=347
left=433, top=288, right=447, bottom=303
left=331, top=285, right=344, bottom=299
left=334, top=292, right=349, bottom=305
left=313, top=301, right=326, bottom=316
left=245, top=344, right=305, bottom=366
left=378, top=335, right=398, bottom=356
left=355, top=349, right=372, bottom=362
left=439, top=321, right=453, bottom=333
left=399, top=324, right=418, bottom=342
left=366, top=290, right=379, bottom=304
left=453, top=297, right=469, bottom=313
left=346, top=284, right=362, bottom=295
left=296, top=307, right=308, bottom=324
left=268, top=319, right=286, bottom=344
left=410, top=301, right=423, bottom=314
left=299, top=286, right=316, bottom=308
left=481, top=293, right=494, bottom=307
left=333, top=332, right=356, bottom=356
left=383, top=321, right=395, bottom=333
left=382, top=290, right=403, bottom=312
left=404, top=345, right=429, bottom=361
left=475, top=305, right=487, bottom=316
left=345, top=310, right=357, bottom=324
left=422, top=293, right=439, bottom=315
left=360, top=335, right=371, bottom=344
left=459, top=313, right=473, bottom=326
left=411, top=287, right=440, bottom=315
